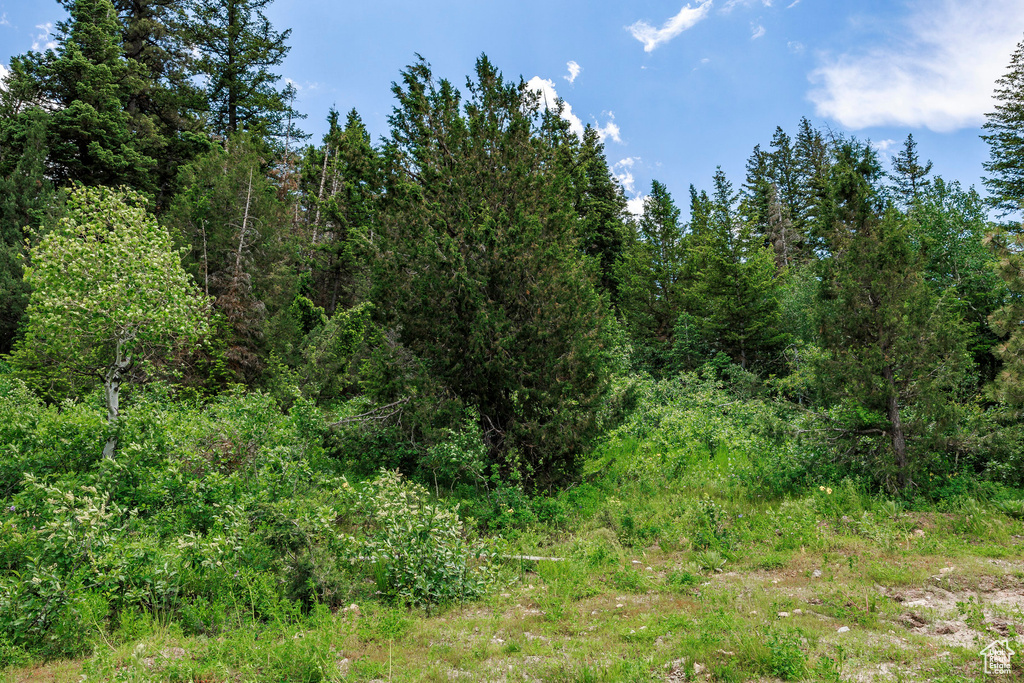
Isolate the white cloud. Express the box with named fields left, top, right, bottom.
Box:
left=613, top=157, right=641, bottom=195
left=871, top=139, right=898, bottom=153
left=32, top=22, right=57, bottom=51
left=565, top=60, right=582, bottom=84
left=808, top=0, right=1024, bottom=132
left=0, top=13, right=10, bottom=27
left=596, top=112, right=622, bottom=143
left=627, top=194, right=648, bottom=218
left=526, top=76, right=584, bottom=138
left=723, top=0, right=772, bottom=10
left=751, top=24, right=766, bottom=39
left=628, top=1, right=713, bottom=53
left=787, top=0, right=801, bottom=7
left=787, top=41, right=805, bottom=54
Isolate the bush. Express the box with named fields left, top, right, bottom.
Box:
left=346, top=470, right=500, bottom=607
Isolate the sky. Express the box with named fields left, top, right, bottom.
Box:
left=2, top=0, right=1024, bottom=216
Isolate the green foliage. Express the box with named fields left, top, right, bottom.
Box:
left=185, top=0, right=296, bottom=139
left=982, top=37, right=1024, bottom=214
left=0, top=0, right=158, bottom=191
left=11, top=186, right=209, bottom=432
left=345, top=470, right=499, bottom=607
left=371, top=56, right=617, bottom=484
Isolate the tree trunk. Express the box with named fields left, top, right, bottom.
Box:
left=882, top=364, right=910, bottom=490
left=102, top=340, right=132, bottom=459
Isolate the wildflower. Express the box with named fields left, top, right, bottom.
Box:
left=826, top=488, right=833, bottom=495
left=7, top=505, right=14, bottom=513
left=819, top=486, right=825, bottom=492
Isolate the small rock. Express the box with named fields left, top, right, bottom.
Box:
left=694, top=663, right=706, bottom=675
left=632, top=560, right=642, bottom=565
left=491, top=637, right=504, bottom=645
left=778, top=611, right=791, bottom=618
left=793, top=609, right=803, bottom=615
left=337, top=658, right=351, bottom=676
left=812, top=569, right=823, bottom=578
left=646, top=566, right=653, bottom=571
left=616, top=603, right=624, bottom=608
left=837, top=626, right=850, bottom=634
left=913, top=529, right=925, bottom=537
left=591, top=610, right=599, bottom=616
left=939, top=566, right=955, bottom=574
left=749, top=610, right=758, bottom=615
left=347, top=603, right=360, bottom=617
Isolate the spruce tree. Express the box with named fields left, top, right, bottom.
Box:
left=891, top=133, right=933, bottom=207
left=0, top=0, right=158, bottom=191
left=982, top=36, right=1024, bottom=215
left=615, top=180, right=685, bottom=374
left=692, top=168, right=787, bottom=370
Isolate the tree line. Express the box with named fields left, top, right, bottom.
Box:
left=3, top=0, right=1024, bottom=492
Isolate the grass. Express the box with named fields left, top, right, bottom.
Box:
left=5, top=486, right=1023, bottom=682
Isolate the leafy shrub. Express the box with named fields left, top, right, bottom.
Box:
left=346, top=470, right=499, bottom=607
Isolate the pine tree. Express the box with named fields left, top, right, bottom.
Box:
left=891, top=133, right=933, bottom=207
left=815, top=141, right=970, bottom=490
left=0, top=0, right=158, bottom=191
left=692, top=168, right=787, bottom=370
left=982, top=37, right=1024, bottom=215
left=185, top=0, right=295, bottom=140
left=615, top=180, right=685, bottom=374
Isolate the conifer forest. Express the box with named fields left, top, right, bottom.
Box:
left=1, top=1, right=1024, bottom=680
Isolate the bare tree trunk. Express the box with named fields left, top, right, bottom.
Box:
left=312, top=146, right=332, bottom=245
left=883, top=364, right=910, bottom=490
left=236, top=168, right=253, bottom=277
left=102, top=339, right=131, bottom=459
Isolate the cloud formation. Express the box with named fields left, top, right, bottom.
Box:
left=613, top=157, right=641, bottom=194
left=0, top=13, right=10, bottom=27
left=597, top=113, right=622, bottom=143
left=628, top=1, right=713, bottom=53
left=808, top=0, right=1024, bottom=132
left=32, top=23, right=57, bottom=51
left=565, top=60, right=582, bottom=84
left=723, top=0, right=773, bottom=11
left=751, top=24, right=766, bottom=39
left=526, top=76, right=584, bottom=137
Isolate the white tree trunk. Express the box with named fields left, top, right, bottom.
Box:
left=102, top=339, right=131, bottom=459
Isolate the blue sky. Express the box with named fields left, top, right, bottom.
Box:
left=3, top=0, right=1024, bottom=215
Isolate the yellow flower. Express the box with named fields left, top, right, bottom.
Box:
left=819, top=486, right=825, bottom=491
left=826, top=488, right=833, bottom=495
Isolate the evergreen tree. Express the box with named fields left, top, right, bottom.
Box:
left=371, top=56, right=615, bottom=482
left=982, top=37, right=1024, bottom=215
left=185, top=0, right=295, bottom=139
left=110, top=0, right=210, bottom=201
left=692, top=168, right=787, bottom=370
left=615, top=180, right=685, bottom=374
left=815, top=142, right=970, bottom=490
left=0, top=111, right=63, bottom=354
left=0, top=0, right=158, bottom=191
left=164, top=135, right=289, bottom=382
left=891, top=133, right=933, bottom=207
left=572, top=126, right=629, bottom=299
left=301, top=108, right=382, bottom=314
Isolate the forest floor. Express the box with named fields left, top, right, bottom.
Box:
left=7, top=519, right=1024, bottom=682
